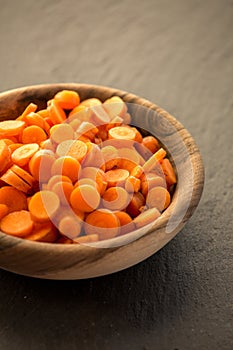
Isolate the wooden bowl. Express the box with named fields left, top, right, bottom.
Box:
left=0, top=84, right=204, bottom=279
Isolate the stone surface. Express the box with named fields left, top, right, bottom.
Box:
left=0, top=0, right=232, bottom=349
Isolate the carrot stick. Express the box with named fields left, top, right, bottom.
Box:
left=161, top=158, right=177, bottom=186
left=20, top=103, right=37, bottom=119
left=142, top=148, right=166, bottom=173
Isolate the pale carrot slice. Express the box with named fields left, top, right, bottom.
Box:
left=101, top=145, right=119, bottom=170
left=47, top=175, right=72, bottom=191
left=70, top=184, right=100, bottom=212
left=29, top=190, right=60, bottom=222
left=11, top=143, right=39, bottom=167
left=84, top=209, right=119, bottom=240
left=126, top=192, right=145, bottom=218
left=0, top=186, right=27, bottom=212
left=68, top=105, right=93, bottom=122
left=0, top=210, right=34, bottom=237
left=40, top=139, right=55, bottom=151
left=54, top=90, right=80, bottom=110
left=114, top=211, right=135, bottom=236
left=81, top=143, right=105, bottom=170
left=51, top=156, right=80, bottom=183
left=48, top=99, right=67, bottom=124
left=1, top=169, right=32, bottom=193
left=74, top=178, right=100, bottom=193
left=0, top=120, right=25, bottom=137
left=52, top=181, right=73, bottom=205
left=58, top=215, right=82, bottom=239
left=142, top=148, right=166, bottom=173
left=25, top=222, right=58, bottom=242
left=56, top=139, right=75, bottom=157
left=161, top=158, right=177, bottom=186
left=67, top=140, right=88, bottom=163
left=20, top=103, right=37, bottom=119
left=133, top=208, right=161, bottom=228
left=142, top=175, right=166, bottom=197
left=80, top=167, right=107, bottom=195
left=146, top=186, right=171, bottom=212
left=0, top=204, right=8, bottom=220
left=80, top=98, right=102, bottom=108
left=142, top=136, right=160, bottom=153
left=50, top=123, right=74, bottom=143
left=106, top=116, right=124, bottom=130
left=125, top=175, right=141, bottom=193
left=76, top=121, right=98, bottom=140
left=21, top=125, right=47, bottom=144
left=0, top=140, right=11, bottom=172
left=74, top=234, right=99, bottom=244
left=103, top=96, right=127, bottom=118
left=108, top=126, right=136, bottom=141
left=10, top=164, right=35, bottom=187
left=29, top=150, right=55, bottom=182
left=24, top=112, right=45, bottom=129
left=104, top=168, right=129, bottom=187
left=102, top=187, right=129, bottom=211
left=69, top=118, right=82, bottom=131
left=91, top=105, right=111, bottom=125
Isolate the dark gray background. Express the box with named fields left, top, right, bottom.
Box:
left=0, top=0, right=232, bottom=349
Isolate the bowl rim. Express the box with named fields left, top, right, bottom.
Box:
left=0, top=83, right=205, bottom=253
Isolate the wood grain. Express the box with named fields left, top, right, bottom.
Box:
left=0, top=84, right=204, bottom=279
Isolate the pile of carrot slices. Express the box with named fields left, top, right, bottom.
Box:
left=0, top=90, right=177, bottom=244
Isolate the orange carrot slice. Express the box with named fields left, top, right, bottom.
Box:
left=24, top=112, right=45, bottom=129
left=0, top=120, right=25, bottom=137
left=50, top=123, right=74, bottom=143
left=48, top=99, right=67, bottom=124
left=11, top=143, right=39, bottom=166
left=0, top=210, right=34, bottom=237
left=0, top=204, right=8, bottom=220
left=80, top=167, right=106, bottom=195
left=25, top=222, right=58, bottom=242
left=1, top=169, right=32, bottom=193
left=0, top=186, right=28, bottom=212
left=46, top=175, right=72, bottom=190
left=51, top=156, right=80, bottom=183
left=104, top=168, right=129, bottom=187
left=125, top=175, right=141, bottom=193
left=70, top=184, right=100, bottom=212
left=29, top=149, right=55, bottom=182
left=0, top=140, right=11, bottom=172
left=10, top=164, right=35, bottom=187
left=141, top=174, right=166, bottom=196
left=101, top=145, right=119, bottom=170
left=52, top=181, right=73, bottom=205
left=54, top=90, right=80, bottom=110
left=142, top=136, right=160, bottom=153
left=28, top=190, right=60, bottom=223
left=67, top=140, right=88, bottom=163
left=126, top=192, right=145, bottom=218
left=84, top=209, right=119, bottom=240
left=114, top=211, right=135, bottom=236
left=21, top=125, right=47, bottom=144
left=91, top=105, right=111, bottom=125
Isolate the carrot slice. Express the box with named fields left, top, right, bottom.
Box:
left=142, top=148, right=166, bottom=173
left=20, top=103, right=37, bottom=119
left=8, top=143, right=24, bottom=153
left=0, top=120, right=25, bottom=137
left=102, top=187, right=129, bottom=211
left=25, top=222, right=58, bottom=242
left=81, top=143, right=105, bottom=170
left=67, top=140, right=88, bottom=163
left=10, top=164, right=35, bottom=187
left=0, top=186, right=28, bottom=212
left=101, top=145, right=119, bottom=170
left=133, top=208, right=161, bottom=228
left=108, top=126, right=136, bottom=141
left=54, top=90, right=80, bottom=110
left=0, top=140, right=11, bottom=172
left=80, top=167, right=107, bottom=195
left=28, top=190, right=60, bottom=223
left=125, top=175, right=141, bottom=193
left=84, top=209, right=119, bottom=240
left=74, top=234, right=99, bottom=244
left=50, top=123, right=74, bottom=143
left=52, top=181, right=73, bottom=205
left=48, top=99, right=67, bottom=124
left=1, top=169, right=32, bottom=193
left=0, top=204, right=8, bottom=220
left=74, top=178, right=100, bottom=193
left=91, top=105, right=111, bottom=125
left=58, top=215, right=82, bottom=239
left=46, top=175, right=72, bottom=190
left=70, top=184, right=100, bottom=212
left=142, top=136, right=160, bottom=153
left=161, top=158, right=177, bottom=186
left=114, top=211, right=135, bottom=236
left=24, top=112, right=45, bottom=129
left=131, top=165, right=144, bottom=179
left=80, top=98, right=102, bottom=108
left=11, top=143, right=39, bottom=166
left=126, top=192, right=145, bottom=218
left=103, top=96, right=127, bottom=118
left=0, top=210, right=34, bottom=237
left=104, top=168, right=129, bottom=187
left=29, top=150, right=55, bottom=182
left=141, top=174, right=166, bottom=197
left=21, top=125, right=47, bottom=144
left=51, top=156, right=80, bottom=183
left=68, top=105, right=93, bottom=122
left=146, top=186, right=171, bottom=212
